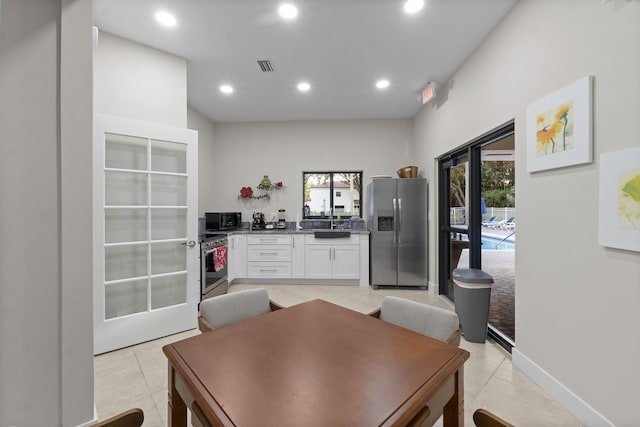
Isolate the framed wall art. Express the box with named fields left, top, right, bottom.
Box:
left=526, top=75, right=593, bottom=173
left=598, top=147, right=640, bottom=252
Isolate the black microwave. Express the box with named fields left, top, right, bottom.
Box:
left=205, top=212, right=242, bottom=231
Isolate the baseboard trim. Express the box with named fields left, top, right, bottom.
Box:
left=428, top=280, right=438, bottom=294
left=75, top=405, right=97, bottom=427
left=76, top=418, right=97, bottom=427
left=512, top=349, right=614, bottom=427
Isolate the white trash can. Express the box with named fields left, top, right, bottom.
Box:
left=453, top=268, right=494, bottom=343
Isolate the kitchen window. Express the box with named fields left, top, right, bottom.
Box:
left=303, top=171, right=362, bottom=219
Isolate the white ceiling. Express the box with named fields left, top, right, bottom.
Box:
left=93, top=0, right=518, bottom=123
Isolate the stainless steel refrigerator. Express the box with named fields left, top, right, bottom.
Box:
left=367, top=178, right=427, bottom=288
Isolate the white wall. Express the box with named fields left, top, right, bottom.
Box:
left=94, top=31, right=187, bottom=127
left=193, top=118, right=413, bottom=221
left=188, top=106, right=217, bottom=213
left=412, top=1, right=640, bottom=425
left=0, top=0, right=94, bottom=425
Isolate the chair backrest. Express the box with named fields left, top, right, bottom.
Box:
left=93, top=408, right=144, bottom=427
left=473, top=408, right=514, bottom=427
left=199, top=288, right=272, bottom=328
left=380, top=296, right=460, bottom=345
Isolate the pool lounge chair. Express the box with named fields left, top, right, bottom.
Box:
left=481, top=216, right=497, bottom=228
left=504, top=218, right=516, bottom=230
left=499, top=217, right=515, bottom=230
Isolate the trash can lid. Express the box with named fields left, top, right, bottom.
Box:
left=452, top=268, right=494, bottom=284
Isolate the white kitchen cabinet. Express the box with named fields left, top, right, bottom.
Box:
left=247, top=245, right=291, bottom=262
left=305, top=235, right=360, bottom=280
left=228, top=234, right=246, bottom=281
left=231, top=232, right=365, bottom=283
left=247, top=262, right=291, bottom=278
left=305, top=245, right=333, bottom=279
left=291, top=235, right=306, bottom=279
left=332, top=245, right=360, bottom=279
left=247, top=235, right=291, bottom=245
left=247, top=234, right=292, bottom=279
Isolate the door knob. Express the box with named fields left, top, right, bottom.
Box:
left=181, top=240, right=196, bottom=247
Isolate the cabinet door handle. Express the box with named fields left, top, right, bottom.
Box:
left=260, top=269, right=278, bottom=273
left=260, top=252, right=278, bottom=257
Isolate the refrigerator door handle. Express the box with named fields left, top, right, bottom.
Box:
left=397, top=198, right=402, bottom=244
left=392, top=198, right=397, bottom=244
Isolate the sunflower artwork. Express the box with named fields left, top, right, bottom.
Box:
left=536, top=102, right=573, bottom=157
left=526, top=75, right=593, bottom=173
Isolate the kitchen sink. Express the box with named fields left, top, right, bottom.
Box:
left=313, top=230, right=351, bottom=239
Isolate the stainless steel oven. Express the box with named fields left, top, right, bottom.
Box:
left=200, top=234, right=228, bottom=300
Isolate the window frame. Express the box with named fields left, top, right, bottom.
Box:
left=302, top=171, right=363, bottom=219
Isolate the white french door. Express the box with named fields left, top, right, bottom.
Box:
left=93, top=114, right=198, bottom=354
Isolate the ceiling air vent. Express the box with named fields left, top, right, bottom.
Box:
left=257, top=59, right=274, bottom=72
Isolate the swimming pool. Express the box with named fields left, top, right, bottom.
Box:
left=481, top=236, right=515, bottom=250
left=460, top=235, right=515, bottom=250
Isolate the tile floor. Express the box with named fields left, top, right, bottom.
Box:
left=94, top=284, right=582, bottom=426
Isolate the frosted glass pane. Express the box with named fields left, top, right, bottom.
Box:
left=151, top=242, right=186, bottom=275
left=151, top=209, right=186, bottom=240
left=151, top=140, right=186, bottom=173
left=105, top=133, right=147, bottom=170
left=105, top=244, right=148, bottom=281
left=105, top=209, right=147, bottom=243
left=105, top=279, right=148, bottom=319
left=151, top=175, right=186, bottom=206
left=106, top=171, right=147, bottom=206
left=151, top=274, right=187, bottom=309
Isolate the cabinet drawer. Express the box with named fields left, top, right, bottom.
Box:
left=247, top=246, right=291, bottom=262
left=247, top=262, right=291, bottom=278
left=247, top=235, right=291, bottom=245
left=305, top=234, right=360, bottom=245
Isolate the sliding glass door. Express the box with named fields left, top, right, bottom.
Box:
left=438, top=153, right=473, bottom=300
left=438, top=121, right=515, bottom=347
left=480, top=136, right=515, bottom=343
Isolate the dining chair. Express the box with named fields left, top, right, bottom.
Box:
left=473, top=408, right=514, bottom=427
left=198, top=287, right=283, bottom=332
left=370, top=296, right=461, bottom=346
left=93, top=408, right=144, bottom=427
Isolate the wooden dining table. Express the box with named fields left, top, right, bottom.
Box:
left=163, top=299, right=470, bottom=427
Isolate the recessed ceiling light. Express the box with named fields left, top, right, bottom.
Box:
left=376, top=79, right=390, bottom=89
left=404, top=0, right=425, bottom=14
left=297, top=82, right=311, bottom=92
left=220, top=85, right=234, bottom=94
left=155, top=11, right=177, bottom=27
left=278, top=3, right=298, bottom=20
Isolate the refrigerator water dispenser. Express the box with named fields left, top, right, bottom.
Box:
left=378, top=216, right=394, bottom=231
